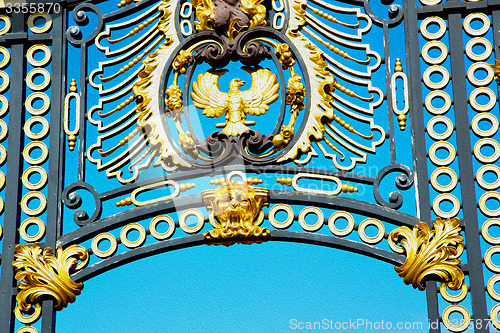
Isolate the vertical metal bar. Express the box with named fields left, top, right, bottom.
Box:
left=448, top=13, right=489, bottom=331
left=41, top=8, right=66, bottom=333
left=383, top=23, right=396, bottom=164
left=0, top=14, right=26, bottom=333
left=77, top=44, right=87, bottom=182
left=403, top=0, right=441, bottom=331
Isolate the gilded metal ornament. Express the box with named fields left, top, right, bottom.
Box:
left=12, top=243, right=88, bottom=316
left=388, top=217, right=464, bottom=291
left=202, top=173, right=270, bottom=243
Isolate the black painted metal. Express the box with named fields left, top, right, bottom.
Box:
left=448, top=13, right=489, bottom=331
left=403, top=0, right=440, bottom=330
left=0, top=14, right=27, bottom=333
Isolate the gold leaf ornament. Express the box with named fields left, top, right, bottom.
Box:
left=12, top=243, right=89, bottom=315
left=388, top=217, right=464, bottom=291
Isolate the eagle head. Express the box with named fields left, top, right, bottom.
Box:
left=229, top=78, right=246, bottom=92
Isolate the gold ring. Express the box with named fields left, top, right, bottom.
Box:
left=0, top=145, right=6, bottom=166
left=0, top=15, right=11, bottom=36
left=358, top=218, right=384, bottom=244
left=298, top=206, right=324, bottom=232
left=423, top=65, right=449, bottom=90
left=430, top=167, right=458, bottom=192
left=180, top=2, right=193, bottom=18
left=477, top=165, right=500, bottom=190
left=467, top=62, right=494, bottom=87
left=269, top=204, right=294, bottom=229
left=14, top=304, right=41, bottom=325
left=432, top=193, right=460, bottom=218
left=464, top=13, right=490, bottom=37
left=328, top=211, right=354, bottom=237
left=420, top=17, right=446, bottom=40
left=120, top=223, right=147, bottom=248
left=149, top=215, right=175, bottom=240
left=474, top=138, right=500, bottom=164
left=24, top=116, right=50, bottom=140
left=442, top=305, right=471, bottom=332
left=91, top=233, right=118, bottom=259
left=427, top=116, right=453, bottom=141
left=27, top=13, right=52, bottom=34
left=421, top=41, right=447, bottom=65
left=487, top=275, right=500, bottom=301
left=0, top=47, right=10, bottom=69
left=425, top=90, right=451, bottom=115
left=27, top=44, right=51, bottom=67
left=465, top=37, right=492, bottom=61
left=179, top=209, right=204, bottom=234
left=22, top=166, right=48, bottom=191
left=479, top=191, right=500, bottom=217
left=26, top=92, right=50, bottom=116
left=471, top=113, right=498, bottom=138
left=482, top=219, right=500, bottom=244
left=429, top=141, right=456, bottom=166
left=419, top=0, right=441, bottom=5
left=26, top=68, right=51, bottom=91
left=20, top=217, right=46, bottom=243
left=0, top=71, right=10, bottom=93
left=439, top=281, right=468, bottom=303
left=0, top=120, right=7, bottom=141
left=23, top=141, right=49, bottom=165
left=491, top=303, right=500, bottom=330
left=469, top=87, right=496, bottom=112
left=21, top=191, right=47, bottom=216
left=0, top=95, right=8, bottom=117
left=485, top=246, right=500, bottom=272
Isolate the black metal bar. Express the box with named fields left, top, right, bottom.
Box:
left=0, top=14, right=26, bottom=333
left=448, top=13, right=489, bottom=330
left=403, top=0, right=440, bottom=331
left=383, top=23, right=396, bottom=164
left=71, top=231, right=405, bottom=283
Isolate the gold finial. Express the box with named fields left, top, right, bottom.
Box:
left=69, top=79, right=78, bottom=93
left=394, top=58, right=403, bottom=73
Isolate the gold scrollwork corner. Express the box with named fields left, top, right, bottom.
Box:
left=388, top=217, right=464, bottom=291
left=202, top=172, right=270, bottom=244
left=12, top=243, right=88, bottom=323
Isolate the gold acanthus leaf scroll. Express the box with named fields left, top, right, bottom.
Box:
left=12, top=243, right=89, bottom=315
left=202, top=175, right=270, bottom=243
left=388, top=217, right=464, bottom=291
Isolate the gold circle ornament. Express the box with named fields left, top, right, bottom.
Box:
left=430, top=167, right=458, bottom=192
left=16, top=327, right=39, bottom=333
left=27, top=13, right=52, bottom=34
left=467, top=62, right=494, bottom=87
left=22, top=165, right=48, bottom=191
left=476, top=165, right=500, bottom=190
left=482, top=219, right=500, bottom=244
left=26, top=93, right=50, bottom=116
left=471, top=113, right=498, bottom=138
left=179, top=209, right=204, bottom=234
left=442, top=305, right=471, bottom=332
left=298, top=206, right=324, bottom=232
left=24, top=116, right=50, bottom=140
left=474, top=138, right=500, bottom=164
left=420, top=17, right=447, bottom=40
left=120, top=223, right=147, bottom=248
left=21, top=191, right=47, bottom=216
left=20, top=217, right=46, bottom=243
left=491, top=304, right=500, bottom=330
left=429, top=141, right=456, bottom=166
left=149, top=215, right=175, bottom=240
left=26, top=68, right=51, bottom=91
left=14, top=303, right=41, bottom=325
left=358, top=218, right=385, bottom=244
left=463, top=13, right=490, bottom=37
left=439, top=281, right=468, bottom=303
left=0, top=47, right=10, bottom=69
left=421, top=41, right=447, bottom=65
left=422, top=66, right=450, bottom=90
left=432, top=193, right=460, bottom=218
left=487, top=275, right=500, bottom=301
left=23, top=141, right=49, bottom=165
left=465, top=37, right=492, bottom=61
left=425, top=90, right=452, bottom=115
left=26, top=44, right=51, bottom=67
left=0, top=15, right=11, bottom=36
left=268, top=204, right=294, bottom=229
left=328, top=211, right=355, bottom=237
left=91, top=233, right=118, bottom=259
left=427, top=116, right=454, bottom=141
left=0, top=70, right=10, bottom=94
left=479, top=191, right=500, bottom=217
left=484, top=246, right=500, bottom=273
left=469, top=87, right=496, bottom=112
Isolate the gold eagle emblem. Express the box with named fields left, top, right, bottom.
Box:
left=190, top=68, right=280, bottom=136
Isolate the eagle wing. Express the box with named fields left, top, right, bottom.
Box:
left=240, top=68, right=280, bottom=116
left=190, top=71, right=229, bottom=118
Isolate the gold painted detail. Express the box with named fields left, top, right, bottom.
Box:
left=391, top=58, right=409, bottom=131
left=388, top=217, right=464, bottom=291
left=64, top=79, right=80, bottom=151
left=12, top=243, right=88, bottom=320
left=276, top=173, right=358, bottom=195
left=488, top=59, right=500, bottom=82
left=116, top=180, right=195, bottom=207
left=202, top=172, right=270, bottom=244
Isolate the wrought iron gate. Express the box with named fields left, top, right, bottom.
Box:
left=0, top=0, right=499, bottom=331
